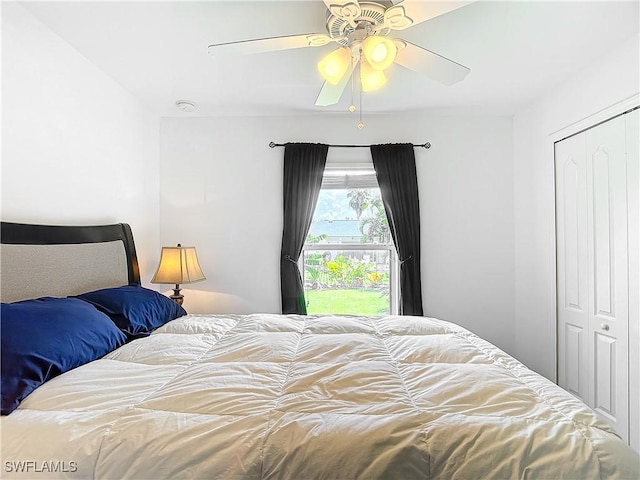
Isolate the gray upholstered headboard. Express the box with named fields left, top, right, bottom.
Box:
left=0, top=222, right=140, bottom=303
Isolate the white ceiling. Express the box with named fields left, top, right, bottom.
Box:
left=20, top=0, right=640, bottom=117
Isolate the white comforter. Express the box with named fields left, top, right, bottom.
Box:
left=1, top=314, right=638, bottom=479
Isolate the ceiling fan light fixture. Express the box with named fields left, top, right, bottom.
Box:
left=317, top=47, right=351, bottom=85
left=362, top=36, right=397, bottom=71
left=360, top=59, right=387, bottom=92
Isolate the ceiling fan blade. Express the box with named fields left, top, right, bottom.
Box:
left=323, top=0, right=362, bottom=28
left=208, top=33, right=334, bottom=55
left=394, top=41, right=470, bottom=86
left=315, top=57, right=359, bottom=107
left=383, top=1, right=474, bottom=30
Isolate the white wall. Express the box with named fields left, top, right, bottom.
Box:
left=513, top=33, right=640, bottom=380
left=160, top=112, right=516, bottom=355
left=1, top=2, right=161, bottom=283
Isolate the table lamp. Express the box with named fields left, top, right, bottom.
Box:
left=151, top=244, right=206, bottom=305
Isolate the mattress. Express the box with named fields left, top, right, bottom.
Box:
left=1, top=313, right=638, bottom=479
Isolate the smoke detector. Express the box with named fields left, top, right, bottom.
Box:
left=176, top=101, right=195, bottom=112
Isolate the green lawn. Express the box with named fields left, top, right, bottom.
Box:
left=305, top=289, right=389, bottom=315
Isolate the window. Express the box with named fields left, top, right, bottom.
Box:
left=301, top=154, right=398, bottom=315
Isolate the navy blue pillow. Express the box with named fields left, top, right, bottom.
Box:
left=1, top=297, right=127, bottom=415
left=74, top=285, right=186, bottom=337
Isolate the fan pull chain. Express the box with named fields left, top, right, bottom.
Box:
left=349, top=55, right=356, bottom=113
left=357, top=54, right=364, bottom=129
left=357, top=86, right=364, bottom=129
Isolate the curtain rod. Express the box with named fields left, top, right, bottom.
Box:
left=268, top=141, right=431, bottom=149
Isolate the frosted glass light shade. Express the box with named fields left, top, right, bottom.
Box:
left=151, top=245, right=206, bottom=285
left=362, top=36, right=397, bottom=71
left=360, top=60, right=387, bottom=92
left=318, top=47, right=351, bottom=85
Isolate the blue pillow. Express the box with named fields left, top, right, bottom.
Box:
left=74, top=285, right=186, bottom=337
left=1, top=297, right=127, bottom=415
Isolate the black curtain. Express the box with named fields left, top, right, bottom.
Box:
left=280, top=143, right=328, bottom=314
left=370, top=143, right=424, bottom=316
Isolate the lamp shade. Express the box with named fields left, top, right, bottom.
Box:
left=362, top=36, right=397, bottom=71
left=318, top=47, right=351, bottom=85
left=151, top=245, right=206, bottom=285
left=360, top=59, right=387, bottom=92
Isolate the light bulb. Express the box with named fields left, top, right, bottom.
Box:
left=362, top=36, right=397, bottom=71
left=317, top=47, right=351, bottom=85
left=371, top=43, right=388, bottom=63
left=360, top=60, right=387, bottom=92
left=357, top=121, right=365, bottom=129
left=349, top=105, right=356, bottom=113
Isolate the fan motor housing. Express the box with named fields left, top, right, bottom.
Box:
left=326, top=1, right=393, bottom=45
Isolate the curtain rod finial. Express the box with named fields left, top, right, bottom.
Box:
left=269, top=142, right=276, bottom=148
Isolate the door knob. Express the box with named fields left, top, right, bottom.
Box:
left=601, top=323, right=610, bottom=331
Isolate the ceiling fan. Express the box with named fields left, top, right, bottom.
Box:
left=207, top=1, right=472, bottom=108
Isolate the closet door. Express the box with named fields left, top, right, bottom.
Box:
left=556, top=134, right=589, bottom=403
left=585, top=115, right=628, bottom=441
left=556, top=112, right=632, bottom=443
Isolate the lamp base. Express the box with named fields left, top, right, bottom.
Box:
left=170, top=285, right=184, bottom=305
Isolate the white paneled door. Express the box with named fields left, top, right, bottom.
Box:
left=556, top=108, right=639, bottom=446
left=556, top=132, right=589, bottom=404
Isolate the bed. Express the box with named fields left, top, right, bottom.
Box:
left=1, top=221, right=638, bottom=479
